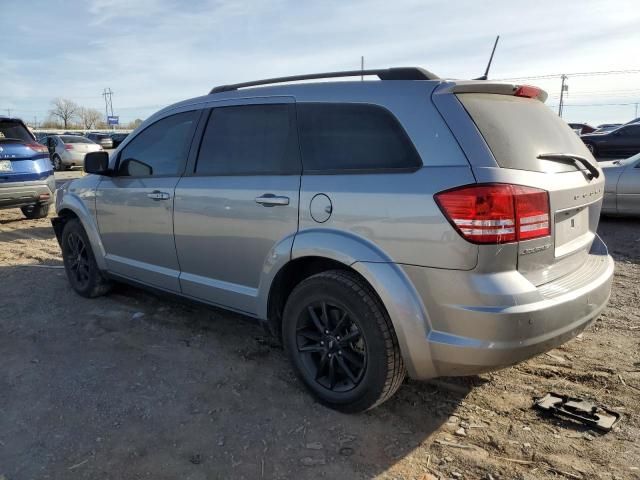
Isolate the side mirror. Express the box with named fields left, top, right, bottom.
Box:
left=119, top=158, right=153, bottom=177
left=84, top=151, right=111, bottom=175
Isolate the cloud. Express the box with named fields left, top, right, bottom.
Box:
left=1, top=0, right=639, bottom=125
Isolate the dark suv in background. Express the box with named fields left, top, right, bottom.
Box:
left=0, top=117, right=55, bottom=218
left=86, top=132, right=114, bottom=149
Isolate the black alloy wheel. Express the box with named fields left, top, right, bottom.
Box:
left=296, top=301, right=367, bottom=392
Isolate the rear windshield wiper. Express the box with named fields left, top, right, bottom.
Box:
left=537, top=153, right=600, bottom=179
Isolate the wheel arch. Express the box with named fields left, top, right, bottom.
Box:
left=260, top=228, right=436, bottom=379
left=55, top=196, right=107, bottom=270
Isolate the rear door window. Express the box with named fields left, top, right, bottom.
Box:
left=296, top=103, right=422, bottom=173
left=195, top=104, right=299, bottom=175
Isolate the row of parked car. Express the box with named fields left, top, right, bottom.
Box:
left=33, top=131, right=129, bottom=170
left=569, top=117, right=640, bottom=158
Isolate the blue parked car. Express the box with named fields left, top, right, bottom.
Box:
left=0, top=117, right=55, bottom=218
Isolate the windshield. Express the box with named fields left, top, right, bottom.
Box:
left=61, top=135, right=94, bottom=144
left=0, top=120, right=34, bottom=142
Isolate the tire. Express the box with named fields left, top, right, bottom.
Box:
left=61, top=219, right=111, bottom=298
left=282, top=270, right=405, bottom=413
left=52, top=155, right=62, bottom=171
left=21, top=203, right=50, bottom=219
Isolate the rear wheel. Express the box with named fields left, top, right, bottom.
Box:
left=61, top=219, right=111, bottom=298
left=282, top=270, right=405, bottom=412
left=21, top=203, right=49, bottom=219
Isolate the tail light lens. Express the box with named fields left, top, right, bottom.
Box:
left=514, top=85, right=542, bottom=99
left=26, top=143, right=48, bottom=153
left=64, top=144, right=74, bottom=150
left=435, top=184, right=550, bottom=244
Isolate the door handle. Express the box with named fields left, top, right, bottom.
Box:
left=255, top=194, right=290, bottom=207
left=147, top=190, right=171, bottom=201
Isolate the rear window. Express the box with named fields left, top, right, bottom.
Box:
left=457, top=93, right=591, bottom=173
left=0, top=120, right=33, bottom=142
left=61, top=135, right=93, bottom=144
left=297, top=103, right=422, bottom=172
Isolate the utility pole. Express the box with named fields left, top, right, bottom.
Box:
left=558, top=75, right=568, bottom=117
left=361, top=56, right=364, bottom=81
left=635, top=102, right=639, bottom=118
left=102, top=88, right=114, bottom=128
left=6, top=108, right=11, bottom=117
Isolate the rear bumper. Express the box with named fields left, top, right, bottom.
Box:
left=400, top=234, right=614, bottom=379
left=61, top=151, right=87, bottom=167
left=0, top=176, right=56, bottom=209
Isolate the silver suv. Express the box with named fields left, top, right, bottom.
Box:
left=52, top=68, right=614, bottom=412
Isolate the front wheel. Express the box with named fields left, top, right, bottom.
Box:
left=21, top=203, right=49, bottom=219
left=282, top=270, right=405, bottom=413
left=61, top=219, right=111, bottom=298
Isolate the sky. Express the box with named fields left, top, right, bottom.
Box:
left=1, top=0, right=640, bottom=127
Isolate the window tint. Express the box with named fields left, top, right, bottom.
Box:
left=622, top=125, right=640, bottom=136
left=195, top=104, right=299, bottom=175
left=118, top=111, right=198, bottom=176
left=0, top=120, right=33, bottom=142
left=60, top=135, right=93, bottom=144
left=297, top=103, right=421, bottom=172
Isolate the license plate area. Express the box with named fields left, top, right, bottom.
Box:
left=554, top=206, right=591, bottom=257
left=0, top=160, right=13, bottom=172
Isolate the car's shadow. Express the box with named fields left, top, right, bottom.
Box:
left=1, top=266, right=470, bottom=480
left=598, top=216, right=640, bottom=265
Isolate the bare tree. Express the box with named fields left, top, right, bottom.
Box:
left=79, top=107, right=103, bottom=129
left=49, top=98, right=80, bottom=129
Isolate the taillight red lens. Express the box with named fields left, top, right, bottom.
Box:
left=26, top=143, right=48, bottom=153
left=435, top=184, right=550, bottom=244
left=514, top=85, right=541, bottom=98
left=64, top=144, right=74, bottom=150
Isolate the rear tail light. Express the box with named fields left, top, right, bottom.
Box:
left=26, top=143, right=48, bottom=153
left=435, top=184, right=550, bottom=244
left=65, top=144, right=74, bottom=150
left=514, top=85, right=542, bottom=99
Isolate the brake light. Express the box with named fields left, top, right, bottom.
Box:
left=435, top=184, right=550, bottom=244
left=65, top=144, right=74, bottom=150
left=26, top=143, right=48, bottom=153
left=514, top=85, right=541, bottom=98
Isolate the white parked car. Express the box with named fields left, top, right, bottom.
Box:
left=601, top=153, right=640, bottom=216
left=42, top=135, right=103, bottom=171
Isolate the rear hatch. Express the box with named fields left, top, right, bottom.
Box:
left=0, top=119, right=52, bottom=183
left=433, top=82, right=605, bottom=285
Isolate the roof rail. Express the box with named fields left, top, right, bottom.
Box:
left=209, top=67, right=439, bottom=94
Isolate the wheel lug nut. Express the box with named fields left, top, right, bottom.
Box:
left=338, top=350, right=342, bottom=355
left=320, top=341, right=324, bottom=345
left=325, top=330, right=329, bottom=334
left=336, top=336, right=341, bottom=340
left=328, top=353, right=332, bottom=358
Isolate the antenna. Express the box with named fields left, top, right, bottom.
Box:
left=474, top=35, right=500, bottom=80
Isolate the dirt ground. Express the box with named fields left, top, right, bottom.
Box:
left=1, top=172, right=638, bottom=480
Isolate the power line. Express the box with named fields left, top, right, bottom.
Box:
left=496, top=68, right=640, bottom=81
